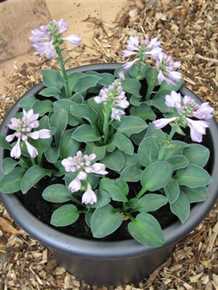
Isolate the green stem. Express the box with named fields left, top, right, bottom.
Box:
left=102, top=105, right=111, bottom=144
left=56, top=47, right=70, bottom=98
left=137, top=185, right=147, bottom=198
left=70, top=196, right=81, bottom=206
left=169, top=126, right=177, bottom=139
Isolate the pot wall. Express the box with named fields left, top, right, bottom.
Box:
left=1, top=64, right=218, bottom=286
left=53, top=244, right=174, bottom=285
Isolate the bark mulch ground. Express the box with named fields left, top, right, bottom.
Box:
left=0, top=1, right=217, bottom=289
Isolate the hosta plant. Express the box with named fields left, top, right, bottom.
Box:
left=0, top=20, right=214, bottom=247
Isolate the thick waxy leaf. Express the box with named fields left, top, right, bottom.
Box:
left=50, top=108, right=68, bottom=145
left=85, top=143, right=106, bottom=161
left=131, top=104, right=156, bottom=121
left=39, top=87, right=61, bottom=99
left=99, top=73, right=115, bottom=86
left=112, top=132, right=134, bottom=155
left=42, top=69, right=63, bottom=89
left=164, top=179, right=180, bottom=204
left=176, top=164, right=211, bottom=188
left=70, top=101, right=97, bottom=125
left=167, top=155, right=189, bottom=170
left=20, top=165, right=50, bottom=194
left=184, top=144, right=210, bottom=167
left=2, top=158, right=18, bottom=175
left=94, top=190, right=111, bottom=208
left=103, top=150, right=126, bottom=172
left=91, top=205, right=123, bottom=238
left=128, top=213, right=165, bottom=247
left=138, top=136, right=159, bottom=167
left=145, top=67, right=158, bottom=98
left=170, top=192, right=190, bottom=223
left=128, top=63, right=148, bottom=80
left=182, top=187, right=208, bottom=203
left=154, top=80, right=183, bottom=99
left=149, top=96, right=170, bottom=113
left=45, top=146, right=60, bottom=163
left=74, top=74, right=102, bottom=93
left=125, top=154, right=139, bottom=167
left=122, top=78, right=141, bottom=96
left=132, top=194, right=168, bottom=212
left=117, top=116, right=147, bottom=137
left=120, top=165, right=143, bottom=182
left=19, top=95, right=37, bottom=110
left=141, top=161, right=173, bottom=192
left=67, top=72, right=84, bottom=94
left=86, top=71, right=115, bottom=86
left=51, top=204, right=79, bottom=226
left=0, top=167, right=24, bottom=194
left=0, top=133, right=10, bottom=149
left=60, top=130, right=79, bottom=159
left=72, top=124, right=100, bottom=142
left=33, top=100, right=53, bottom=116
left=42, top=184, right=72, bottom=203
left=100, top=178, right=128, bottom=202
left=54, top=99, right=74, bottom=113
left=158, top=142, right=184, bottom=160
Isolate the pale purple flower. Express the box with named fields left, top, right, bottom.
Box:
left=155, top=52, right=181, bottom=85
left=153, top=117, right=177, bottom=129
left=94, top=80, right=129, bottom=121
left=63, top=34, right=81, bottom=46
left=165, top=91, right=182, bottom=110
left=82, top=184, right=97, bottom=205
left=122, top=35, right=162, bottom=70
left=186, top=118, right=209, bottom=143
left=62, top=151, right=107, bottom=198
left=193, top=102, right=214, bottom=120
left=6, top=109, right=51, bottom=159
left=153, top=91, right=214, bottom=142
left=30, top=19, right=80, bottom=59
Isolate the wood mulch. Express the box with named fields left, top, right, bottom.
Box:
left=0, top=1, right=217, bottom=289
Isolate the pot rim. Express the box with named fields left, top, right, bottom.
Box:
left=1, top=63, right=218, bottom=258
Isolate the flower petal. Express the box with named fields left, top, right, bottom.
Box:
left=187, top=118, right=208, bottom=143
left=68, top=178, right=81, bottom=193
left=62, top=157, right=76, bottom=172
left=6, top=133, right=16, bottom=143
left=82, top=184, right=97, bottom=205
left=25, top=141, right=38, bottom=159
left=64, top=34, right=81, bottom=46
left=153, top=117, right=177, bottom=129
left=10, top=139, right=21, bottom=159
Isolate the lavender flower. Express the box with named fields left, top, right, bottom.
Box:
left=6, top=109, right=51, bottom=159
left=82, top=184, right=97, bottom=205
left=94, top=80, right=129, bottom=121
left=153, top=91, right=214, bottom=142
left=155, top=52, right=181, bottom=85
left=30, top=19, right=80, bottom=59
left=123, top=36, right=162, bottom=70
left=62, top=151, right=108, bottom=205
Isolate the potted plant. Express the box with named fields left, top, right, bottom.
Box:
left=0, top=20, right=218, bottom=286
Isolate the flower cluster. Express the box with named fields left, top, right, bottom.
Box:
left=30, top=19, right=80, bottom=59
left=123, top=36, right=162, bottom=70
left=123, top=35, right=181, bottom=85
left=94, top=79, right=129, bottom=121
left=155, top=53, right=181, bottom=85
left=62, top=151, right=108, bottom=205
left=6, top=109, right=51, bottom=159
left=153, top=91, right=214, bottom=142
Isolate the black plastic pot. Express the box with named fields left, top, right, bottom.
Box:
left=1, top=64, right=218, bottom=286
